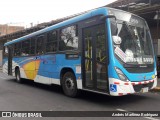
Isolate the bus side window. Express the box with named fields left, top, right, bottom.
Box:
left=46, top=31, right=57, bottom=53
left=59, top=25, right=78, bottom=51
left=36, top=36, right=44, bottom=55
left=21, top=40, right=30, bottom=56
left=30, top=38, right=36, bottom=55
left=14, top=43, right=21, bottom=56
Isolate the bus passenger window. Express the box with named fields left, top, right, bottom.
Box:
left=30, top=38, right=36, bottom=55
left=36, top=36, right=44, bottom=55
left=21, top=40, right=30, bottom=56
left=14, top=43, right=21, bottom=56
left=46, top=31, right=57, bottom=53
left=59, top=25, right=78, bottom=51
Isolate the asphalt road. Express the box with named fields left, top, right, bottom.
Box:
left=0, top=72, right=160, bottom=120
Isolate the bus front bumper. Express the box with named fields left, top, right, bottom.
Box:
left=109, top=77, right=157, bottom=96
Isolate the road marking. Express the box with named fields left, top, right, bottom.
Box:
left=116, top=109, right=160, bottom=120
left=117, top=109, right=126, bottom=112
left=144, top=117, right=160, bottom=120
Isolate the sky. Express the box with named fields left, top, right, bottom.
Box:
left=0, top=0, right=116, bottom=28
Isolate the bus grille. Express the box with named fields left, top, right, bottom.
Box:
left=133, top=82, right=154, bottom=92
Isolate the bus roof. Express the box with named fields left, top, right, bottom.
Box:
left=4, top=7, right=145, bottom=47
left=4, top=7, right=108, bottom=46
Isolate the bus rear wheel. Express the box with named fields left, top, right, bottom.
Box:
left=15, top=68, right=22, bottom=83
left=62, top=72, right=78, bottom=97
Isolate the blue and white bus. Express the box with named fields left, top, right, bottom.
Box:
left=3, top=7, right=157, bottom=97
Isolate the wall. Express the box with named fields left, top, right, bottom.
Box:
left=0, top=25, right=24, bottom=36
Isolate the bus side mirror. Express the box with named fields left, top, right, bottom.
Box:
left=100, top=15, right=116, bottom=20
left=101, top=15, right=118, bottom=35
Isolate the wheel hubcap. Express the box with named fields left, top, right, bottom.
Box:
left=65, top=78, right=74, bottom=90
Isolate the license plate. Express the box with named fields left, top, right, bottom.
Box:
left=141, top=87, right=148, bottom=93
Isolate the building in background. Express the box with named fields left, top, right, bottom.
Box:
left=0, top=24, right=24, bottom=36
left=0, top=25, right=24, bottom=66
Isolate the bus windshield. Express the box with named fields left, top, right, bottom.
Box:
left=113, top=21, right=154, bottom=65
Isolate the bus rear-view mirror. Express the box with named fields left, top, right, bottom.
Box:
left=101, top=15, right=118, bottom=35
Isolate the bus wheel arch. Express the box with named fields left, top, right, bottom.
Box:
left=60, top=68, right=78, bottom=97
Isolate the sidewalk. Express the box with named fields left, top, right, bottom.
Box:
left=151, top=78, right=160, bottom=91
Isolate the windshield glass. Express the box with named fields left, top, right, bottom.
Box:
left=112, top=21, right=154, bottom=65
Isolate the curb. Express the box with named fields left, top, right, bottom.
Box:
left=150, top=87, right=160, bottom=92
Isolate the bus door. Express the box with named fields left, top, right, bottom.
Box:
left=8, top=46, right=13, bottom=75
left=82, top=23, right=108, bottom=92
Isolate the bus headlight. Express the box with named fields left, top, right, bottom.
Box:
left=115, top=67, right=129, bottom=82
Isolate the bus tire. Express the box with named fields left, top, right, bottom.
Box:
left=15, top=68, right=22, bottom=83
left=62, top=72, right=78, bottom=97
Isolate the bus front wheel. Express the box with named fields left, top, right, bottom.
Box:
left=15, top=68, right=22, bottom=83
left=62, top=72, right=78, bottom=97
